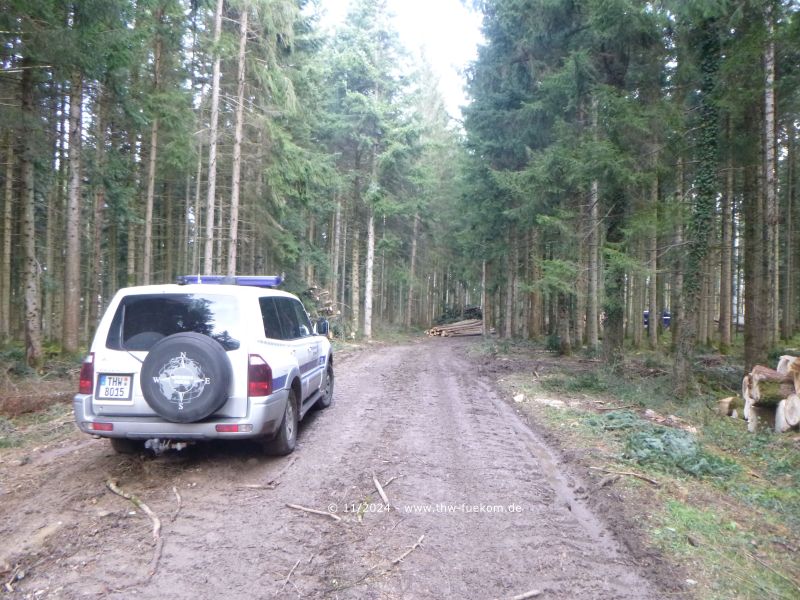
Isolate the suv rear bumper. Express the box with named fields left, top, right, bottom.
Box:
left=72, top=390, right=288, bottom=441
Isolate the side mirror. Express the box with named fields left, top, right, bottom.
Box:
left=316, top=318, right=329, bottom=336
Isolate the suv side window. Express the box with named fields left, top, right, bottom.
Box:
left=274, top=298, right=302, bottom=340
left=291, top=300, right=313, bottom=337
left=260, top=297, right=285, bottom=340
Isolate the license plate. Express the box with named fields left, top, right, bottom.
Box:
left=96, top=374, right=133, bottom=400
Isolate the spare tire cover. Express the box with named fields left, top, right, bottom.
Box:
left=140, top=332, right=233, bottom=423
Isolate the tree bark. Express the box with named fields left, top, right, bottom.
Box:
left=20, top=63, right=42, bottom=366
left=1, top=134, right=13, bottom=342
left=203, top=0, right=224, bottom=275
left=764, top=4, right=779, bottom=345
left=351, top=226, right=360, bottom=336
left=143, top=7, right=163, bottom=285
left=89, top=85, right=109, bottom=329
left=364, top=210, right=375, bottom=339
left=405, top=212, right=419, bottom=329
left=331, top=196, right=342, bottom=311
left=228, top=4, right=248, bottom=276
left=62, top=70, right=83, bottom=354
left=719, top=144, right=733, bottom=352
left=784, top=122, right=797, bottom=339
left=648, top=173, right=658, bottom=349
left=674, top=24, right=719, bottom=396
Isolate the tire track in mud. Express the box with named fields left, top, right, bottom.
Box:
left=5, top=339, right=664, bottom=599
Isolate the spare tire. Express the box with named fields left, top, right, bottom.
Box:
left=140, top=332, right=232, bottom=423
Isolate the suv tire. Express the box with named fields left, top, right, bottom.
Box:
left=265, top=389, right=298, bottom=455
left=110, top=437, right=141, bottom=454
left=313, top=366, right=334, bottom=410
left=140, top=332, right=232, bottom=423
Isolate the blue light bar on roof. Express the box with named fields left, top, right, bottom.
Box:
left=176, top=275, right=283, bottom=288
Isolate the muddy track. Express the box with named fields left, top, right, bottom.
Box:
left=1, top=338, right=665, bottom=599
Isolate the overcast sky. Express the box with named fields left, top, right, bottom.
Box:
left=315, top=0, right=484, bottom=119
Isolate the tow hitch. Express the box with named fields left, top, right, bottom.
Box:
left=144, top=438, right=192, bottom=455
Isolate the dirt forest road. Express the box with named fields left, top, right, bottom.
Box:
left=1, top=338, right=669, bottom=599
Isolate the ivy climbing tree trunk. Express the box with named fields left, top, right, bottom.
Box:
left=674, top=22, right=720, bottom=396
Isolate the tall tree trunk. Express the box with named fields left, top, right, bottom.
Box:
left=1, top=135, right=13, bottom=342
left=203, top=0, right=224, bottom=275
left=228, top=4, right=248, bottom=276
left=331, top=197, right=342, bottom=311
left=744, top=153, right=767, bottom=371
left=364, top=210, right=375, bottom=339
left=504, top=230, right=514, bottom=339
left=783, top=123, right=796, bottom=339
left=89, top=86, right=109, bottom=329
left=62, top=70, right=83, bottom=354
left=719, top=149, right=734, bottom=352
left=405, top=212, right=419, bottom=329
left=648, top=174, right=658, bottom=349
left=143, top=8, right=163, bottom=284
left=587, top=177, right=600, bottom=352
left=351, top=226, right=360, bottom=336
left=764, top=3, right=779, bottom=344
left=481, top=259, right=487, bottom=336
left=671, top=158, right=685, bottom=353
left=20, top=64, right=42, bottom=366
left=192, top=145, right=203, bottom=274
left=674, top=24, right=719, bottom=396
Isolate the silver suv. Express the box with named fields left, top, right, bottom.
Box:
left=73, top=276, right=333, bottom=455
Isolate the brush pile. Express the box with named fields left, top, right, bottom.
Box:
left=425, top=319, right=483, bottom=337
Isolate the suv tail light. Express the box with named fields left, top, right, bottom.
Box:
left=248, top=354, right=272, bottom=397
left=79, top=353, right=95, bottom=395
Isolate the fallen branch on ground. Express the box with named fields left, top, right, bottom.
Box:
left=383, top=475, right=403, bottom=488
left=588, top=466, right=660, bottom=487
left=106, top=480, right=163, bottom=579
left=373, top=474, right=390, bottom=507
left=286, top=503, right=341, bottom=522
left=171, top=486, right=182, bottom=522
left=493, top=590, right=542, bottom=600
left=391, top=534, right=425, bottom=566
left=276, top=558, right=301, bottom=596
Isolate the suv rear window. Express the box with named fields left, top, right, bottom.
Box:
left=106, top=294, right=241, bottom=351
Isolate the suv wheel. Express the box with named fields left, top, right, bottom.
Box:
left=110, top=437, right=141, bottom=455
left=265, top=389, right=298, bottom=455
left=314, top=366, right=334, bottom=410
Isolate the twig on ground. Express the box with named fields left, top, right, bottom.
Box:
left=596, top=405, right=636, bottom=412
left=494, top=591, right=542, bottom=600
left=286, top=503, right=341, bottom=522
left=391, top=534, right=425, bottom=566
left=373, top=474, right=390, bottom=506
left=238, top=483, right=278, bottom=490
left=106, top=480, right=163, bottom=578
left=382, top=475, right=404, bottom=488
left=588, top=466, right=660, bottom=487
left=172, top=486, right=182, bottom=522
left=276, top=558, right=301, bottom=596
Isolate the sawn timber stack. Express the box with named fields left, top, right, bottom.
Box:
left=426, top=319, right=483, bottom=337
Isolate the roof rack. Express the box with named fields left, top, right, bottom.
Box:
left=176, top=275, right=283, bottom=288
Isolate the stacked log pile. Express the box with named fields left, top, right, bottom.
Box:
left=738, top=355, right=800, bottom=433
left=426, top=319, right=483, bottom=337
